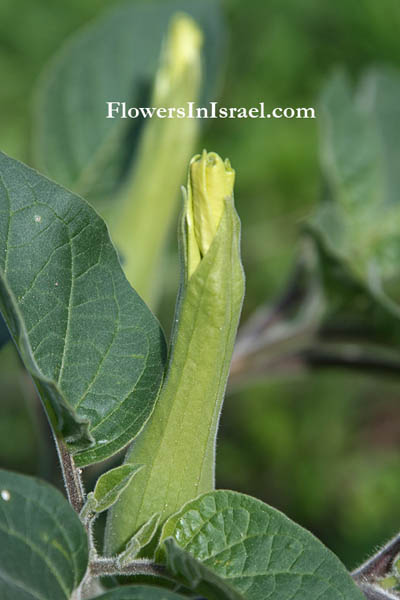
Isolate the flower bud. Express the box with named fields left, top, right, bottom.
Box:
left=112, top=13, right=203, bottom=305
left=106, top=152, right=244, bottom=555
left=186, top=150, right=235, bottom=277
left=153, top=14, right=203, bottom=104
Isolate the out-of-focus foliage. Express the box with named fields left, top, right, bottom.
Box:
left=32, top=1, right=225, bottom=306
left=33, top=0, right=223, bottom=206
left=310, top=69, right=400, bottom=316
left=218, top=374, right=400, bottom=567
left=1, top=0, right=400, bottom=572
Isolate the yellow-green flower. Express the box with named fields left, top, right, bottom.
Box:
left=186, top=150, right=235, bottom=277
left=153, top=14, right=203, bottom=104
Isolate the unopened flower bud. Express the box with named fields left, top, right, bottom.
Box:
left=186, top=150, right=235, bottom=277
left=154, top=14, right=203, bottom=104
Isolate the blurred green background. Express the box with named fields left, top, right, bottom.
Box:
left=1, top=0, right=400, bottom=570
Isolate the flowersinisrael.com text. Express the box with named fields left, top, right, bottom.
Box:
left=106, top=101, right=316, bottom=120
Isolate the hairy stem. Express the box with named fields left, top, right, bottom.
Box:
left=90, top=557, right=168, bottom=579
left=54, top=436, right=85, bottom=513
left=358, top=583, right=400, bottom=599
left=353, top=534, right=400, bottom=583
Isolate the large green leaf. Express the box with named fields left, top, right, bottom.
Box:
left=93, top=586, right=188, bottom=599
left=33, top=0, right=224, bottom=206
left=309, top=68, right=400, bottom=317
left=0, top=469, right=88, bottom=599
left=0, top=151, right=166, bottom=466
left=158, top=490, right=365, bottom=600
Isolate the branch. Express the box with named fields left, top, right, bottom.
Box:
left=230, top=251, right=400, bottom=384
left=232, top=261, right=312, bottom=364
left=230, top=343, right=400, bottom=388
left=353, top=534, right=400, bottom=583
left=90, top=557, right=168, bottom=579
left=301, top=347, right=400, bottom=377
left=358, top=583, right=400, bottom=600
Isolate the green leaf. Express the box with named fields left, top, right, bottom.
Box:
left=0, top=151, right=166, bottom=466
left=93, top=464, right=144, bottom=513
left=0, top=469, right=88, bottom=599
left=163, top=539, right=243, bottom=600
left=117, top=513, right=161, bottom=565
left=33, top=0, right=225, bottom=206
left=309, top=68, right=400, bottom=317
left=158, top=490, right=366, bottom=600
left=92, top=586, right=188, bottom=600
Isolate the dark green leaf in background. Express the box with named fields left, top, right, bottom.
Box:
left=310, top=238, right=400, bottom=364
left=34, top=0, right=225, bottom=206
left=0, top=151, right=166, bottom=465
left=0, top=469, right=88, bottom=600
left=159, top=490, right=365, bottom=600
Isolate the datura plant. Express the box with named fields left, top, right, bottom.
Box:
left=1, top=145, right=382, bottom=600
left=1, top=3, right=400, bottom=593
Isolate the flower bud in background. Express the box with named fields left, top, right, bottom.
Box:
left=186, top=150, right=235, bottom=278
left=112, top=13, right=203, bottom=306
left=153, top=13, right=203, bottom=104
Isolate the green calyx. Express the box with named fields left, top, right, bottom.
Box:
left=105, top=151, right=244, bottom=556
